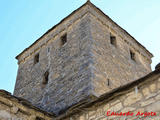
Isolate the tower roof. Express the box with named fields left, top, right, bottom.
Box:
left=16, top=1, right=153, bottom=59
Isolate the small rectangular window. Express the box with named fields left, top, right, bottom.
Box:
left=107, top=79, right=110, bottom=86
left=34, top=53, right=39, bottom=64
left=60, top=34, right=67, bottom=46
left=110, top=33, right=116, bottom=46
left=47, top=47, right=50, bottom=53
left=130, top=50, right=135, bottom=61
left=42, top=70, right=49, bottom=85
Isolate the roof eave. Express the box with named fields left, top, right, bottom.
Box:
left=16, top=1, right=153, bottom=60
left=15, top=1, right=90, bottom=60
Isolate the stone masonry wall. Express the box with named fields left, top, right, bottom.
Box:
left=14, top=5, right=94, bottom=115
left=14, top=2, right=153, bottom=116
left=61, top=71, right=160, bottom=120
left=0, top=90, right=53, bottom=120
left=88, top=5, right=152, bottom=96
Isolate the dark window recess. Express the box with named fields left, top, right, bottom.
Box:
left=107, top=79, right=110, bottom=86
left=130, top=50, right=136, bottom=61
left=47, top=47, right=50, bottom=53
left=60, top=34, right=67, bottom=46
left=34, top=53, right=39, bottom=64
left=42, top=71, right=49, bottom=85
left=35, top=117, right=45, bottom=120
left=110, top=34, right=116, bottom=46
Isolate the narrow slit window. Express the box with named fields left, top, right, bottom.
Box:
left=110, top=33, right=116, bottom=46
left=34, top=53, right=39, bottom=64
left=130, top=50, right=136, bottom=61
left=60, top=34, right=67, bottom=46
left=42, top=71, right=49, bottom=85
left=107, top=79, right=110, bottom=86
left=47, top=47, right=50, bottom=53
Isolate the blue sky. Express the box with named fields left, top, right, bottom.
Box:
left=0, top=0, right=160, bottom=93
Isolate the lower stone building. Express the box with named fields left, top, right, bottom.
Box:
left=0, top=90, right=55, bottom=120
left=1, top=65, right=160, bottom=120
left=58, top=66, right=160, bottom=120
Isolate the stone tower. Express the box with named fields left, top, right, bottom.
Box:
left=14, top=1, right=153, bottom=115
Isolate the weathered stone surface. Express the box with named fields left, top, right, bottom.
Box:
left=2, top=1, right=160, bottom=120
left=155, top=94, right=160, bottom=100
left=109, top=102, right=123, bottom=112
left=0, top=90, right=54, bottom=120
left=121, top=107, right=136, bottom=113
left=142, top=87, right=150, bottom=96
left=89, top=8, right=152, bottom=96
left=140, top=98, right=155, bottom=107
left=146, top=101, right=160, bottom=112
left=110, top=100, right=120, bottom=106
left=13, top=0, right=153, bottom=117
left=157, top=82, right=160, bottom=90
left=11, top=106, right=19, bottom=114
left=123, top=92, right=142, bottom=106
left=62, top=72, right=160, bottom=120
left=96, top=108, right=103, bottom=118
left=103, top=104, right=110, bottom=112
left=79, top=115, right=85, bottom=120
left=149, top=83, right=156, bottom=92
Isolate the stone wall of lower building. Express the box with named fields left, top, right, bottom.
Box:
left=60, top=70, right=160, bottom=120
left=0, top=90, right=54, bottom=120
